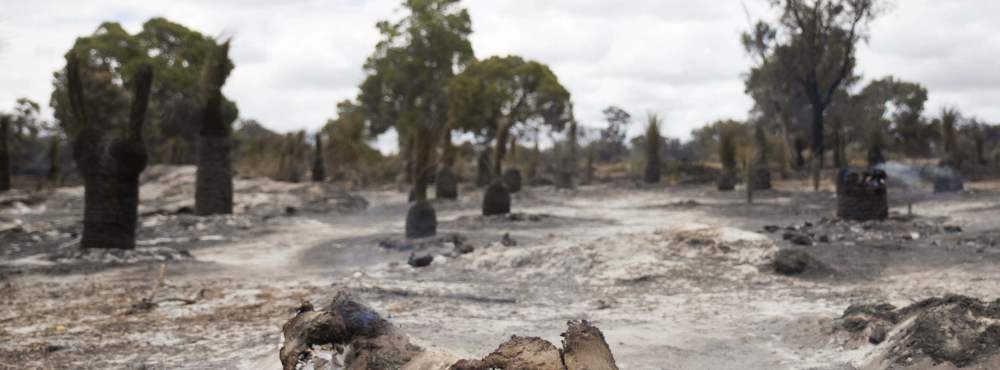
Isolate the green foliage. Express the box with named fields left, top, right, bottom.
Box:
left=359, top=0, right=474, bottom=199
left=448, top=55, right=572, bottom=176
left=51, top=18, right=238, bottom=165
left=321, top=100, right=386, bottom=185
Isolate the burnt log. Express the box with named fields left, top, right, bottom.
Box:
left=483, top=182, right=511, bottom=216
left=406, top=200, right=437, bottom=239
left=195, top=41, right=234, bottom=216
left=436, top=167, right=458, bottom=199
left=452, top=320, right=618, bottom=370
left=66, top=54, right=153, bottom=250
left=836, top=168, right=888, bottom=222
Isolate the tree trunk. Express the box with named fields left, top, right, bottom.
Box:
left=0, top=117, right=10, bottom=192
left=493, top=122, right=511, bottom=179
left=809, top=99, right=825, bottom=191
left=67, top=55, right=153, bottom=250
left=47, top=137, right=60, bottom=184
left=410, top=129, right=434, bottom=201
left=833, top=118, right=844, bottom=169
left=476, top=148, right=491, bottom=187
left=312, top=133, right=326, bottom=182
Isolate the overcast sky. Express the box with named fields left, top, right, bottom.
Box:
left=1, top=0, right=999, bottom=151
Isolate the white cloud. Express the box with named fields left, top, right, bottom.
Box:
left=0, top=0, right=998, bottom=150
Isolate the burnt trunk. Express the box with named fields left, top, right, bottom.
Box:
left=0, top=117, right=10, bottom=192
left=195, top=136, right=233, bottom=215
left=410, top=129, right=434, bottom=202
left=493, top=125, right=510, bottom=179
left=81, top=165, right=142, bottom=249
left=476, top=149, right=491, bottom=187
left=195, top=42, right=234, bottom=216
left=67, top=55, right=153, bottom=250
left=47, top=137, right=60, bottom=184
left=312, top=133, right=326, bottom=182
left=809, top=98, right=826, bottom=191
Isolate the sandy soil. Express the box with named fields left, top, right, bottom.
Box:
left=3, top=166, right=1000, bottom=369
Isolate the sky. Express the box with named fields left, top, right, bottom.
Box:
left=1, top=0, right=999, bottom=152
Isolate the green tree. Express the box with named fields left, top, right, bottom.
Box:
left=359, top=0, right=474, bottom=201
left=51, top=18, right=238, bottom=165
left=448, top=55, right=573, bottom=179
left=752, top=0, right=879, bottom=190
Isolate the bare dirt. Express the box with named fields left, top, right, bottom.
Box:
left=3, top=166, right=1000, bottom=369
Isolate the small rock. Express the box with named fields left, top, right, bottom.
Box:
left=501, top=233, right=517, bottom=247
left=407, top=253, right=434, bottom=268
left=818, top=235, right=831, bottom=243
left=789, top=234, right=813, bottom=246
left=943, top=225, right=963, bottom=233
left=763, top=225, right=780, bottom=233
left=284, top=206, right=297, bottom=215
left=454, top=243, right=475, bottom=255
left=869, top=326, right=888, bottom=344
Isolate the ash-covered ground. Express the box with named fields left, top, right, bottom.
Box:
left=3, top=166, right=1000, bottom=369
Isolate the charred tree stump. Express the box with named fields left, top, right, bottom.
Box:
left=836, top=168, right=888, bottom=222
left=483, top=182, right=511, bottom=216
left=195, top=41, right=234, bottom=216
left=503, top=169, right=522, bottom=193
left=717, top=170, right=736, bottom=191
left=66, top=54, right=154, bottom=249
left=405, top=199, right=437, bottom=239
left=750, top=167, right=771, bottom=191
left=312, top=132, right=326, bottom=182
left=435, top=167, right=458, bottom=199
left=0, top=116, right=10, bottom=192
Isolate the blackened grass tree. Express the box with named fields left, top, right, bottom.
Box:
left=312, top=132, right=326, bottom=182
left=0, top=116, right=9, bottom=192
left=195, top=40, right=235, bottom=216
left=65, top=53, right=154, bottom=249
left=644, top=114, right=662, bottom=184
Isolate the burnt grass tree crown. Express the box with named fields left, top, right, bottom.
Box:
left=66, top=53, right=154, bottom=250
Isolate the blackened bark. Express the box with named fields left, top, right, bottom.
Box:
left=0, top=116, right=10, bottom=192
left=195, top=136, right=233, bottom=215
left=196, top=41, right=234, bottom=216
left=67, top=54, right=153, bottom=250
left=312, top=133, right=326, bottom=182
left=47, top=137, right=60, bottom=183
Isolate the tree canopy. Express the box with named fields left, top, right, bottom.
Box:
left=50, top=18, right=238, bottom=165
